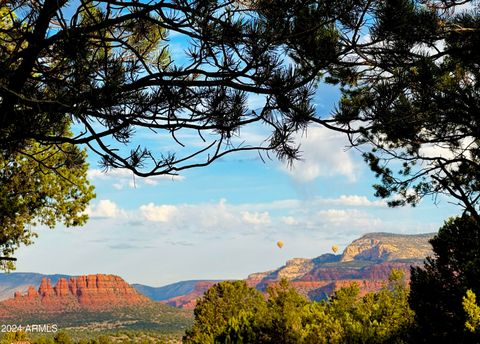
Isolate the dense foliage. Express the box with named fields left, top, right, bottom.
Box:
left=184, top=272, right=414, bottom=343
left=409, top=215, right=480, bottom=343
left=463, top=289, right=480, bottom=334
left=0, top=140, right=95, bottom=268
left=183, top=280, right=267, bottom=342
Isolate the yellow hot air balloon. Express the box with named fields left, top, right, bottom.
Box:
left=277, top=241, right=284, bottom=249
left=332, top=245, right=339, bottom=253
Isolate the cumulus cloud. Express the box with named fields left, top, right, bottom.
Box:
left=140, top=203, right=179, bottom=222
left=82, top=194, right=396, bottom=241
left=317, top=208, right=382, bottom=229
left=88, top=168, right=185, bottom=189
left=241, top=211, right=271, bottom=225
left=85, top=199, right=126, bottom=218
left=137, top=199, right=240, bottom=231
left=282, top=125, right=357, bottom=183
left=419, top=137, right=476, bottom=161
left=281, top=216, right=299, bottom=226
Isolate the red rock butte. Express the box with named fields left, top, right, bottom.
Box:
left=0, top=274, right=150, bottom=316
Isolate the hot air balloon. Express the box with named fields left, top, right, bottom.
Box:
left=277, top=241, right=284, bottom=249
left=332, top=245, right=339, bottom=253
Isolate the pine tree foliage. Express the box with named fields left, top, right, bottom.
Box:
left=323, top=0, right=480, bottom=218
left=0, top=0, right=340, bottom=177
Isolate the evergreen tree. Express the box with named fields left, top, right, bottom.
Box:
left=409, top=216, right=480, bottom=343
left=183, top=280, right=266, bottom=343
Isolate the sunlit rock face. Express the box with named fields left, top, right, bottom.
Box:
left=0, top=274, right=150, bottom=317
left=340, top=233, right=434, bottom=262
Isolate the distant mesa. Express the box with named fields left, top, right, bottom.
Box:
left=340, top=232, right=434, bottom=262
left=0, top=274, right=150, bottom=317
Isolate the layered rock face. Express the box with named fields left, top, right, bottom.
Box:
left=0, top=274, right=150, bottom=316
left=340, top=233, right=433, bottom=262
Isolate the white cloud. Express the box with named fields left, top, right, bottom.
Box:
left=317, top=208, right=382, bottom=229
left=419, top=143, right=457, bottom=161
left=88, top=168, right=185, bottom=189
left=452, top=2, right=478, bottom=12
left=281, top=216, right=299, bottom=226
left=140, top=203, right=178, bottom=222
left=241, top=211, right=271, bottom=225
left=219, top=195, right=385, bottom=215
left=325, top=195, right=386, bottom=207
left=137, top=199, right=240, bottom=231
left=86, top=199, right=125, bottom=218
left=419, top=136, right=476, bottom=161
left=195, top=199, right=239, bottom=229
left=82, top=195, right=397, bottom=240
left=283, top=125, right=357, bottom=183
left=318, top=209, right=350, bottom=223
left=88, top=168, right=129, bottom=179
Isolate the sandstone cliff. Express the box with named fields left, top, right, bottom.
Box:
left=340, top=232, right=433, bottom=262
left=0, top=274, right=150, bottom=317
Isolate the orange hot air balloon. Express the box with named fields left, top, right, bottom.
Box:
left=277, top=241, right=284, bottom=249
left=332, top=245, right=339, bottom=253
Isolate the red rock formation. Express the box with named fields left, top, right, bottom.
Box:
left=26, top=286, right=38, bottom=298
left=156, top=261, right=419, bottom=309
left=0, top=274, right=151, bottom=317
left=54, top=278, right=69, bottom=297
left=39, top=278, right=55, bottom=297
left=162, top=281, right=219, bottom=310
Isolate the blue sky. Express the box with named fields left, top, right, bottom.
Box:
left=11, top=4, right=461, bottom=286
